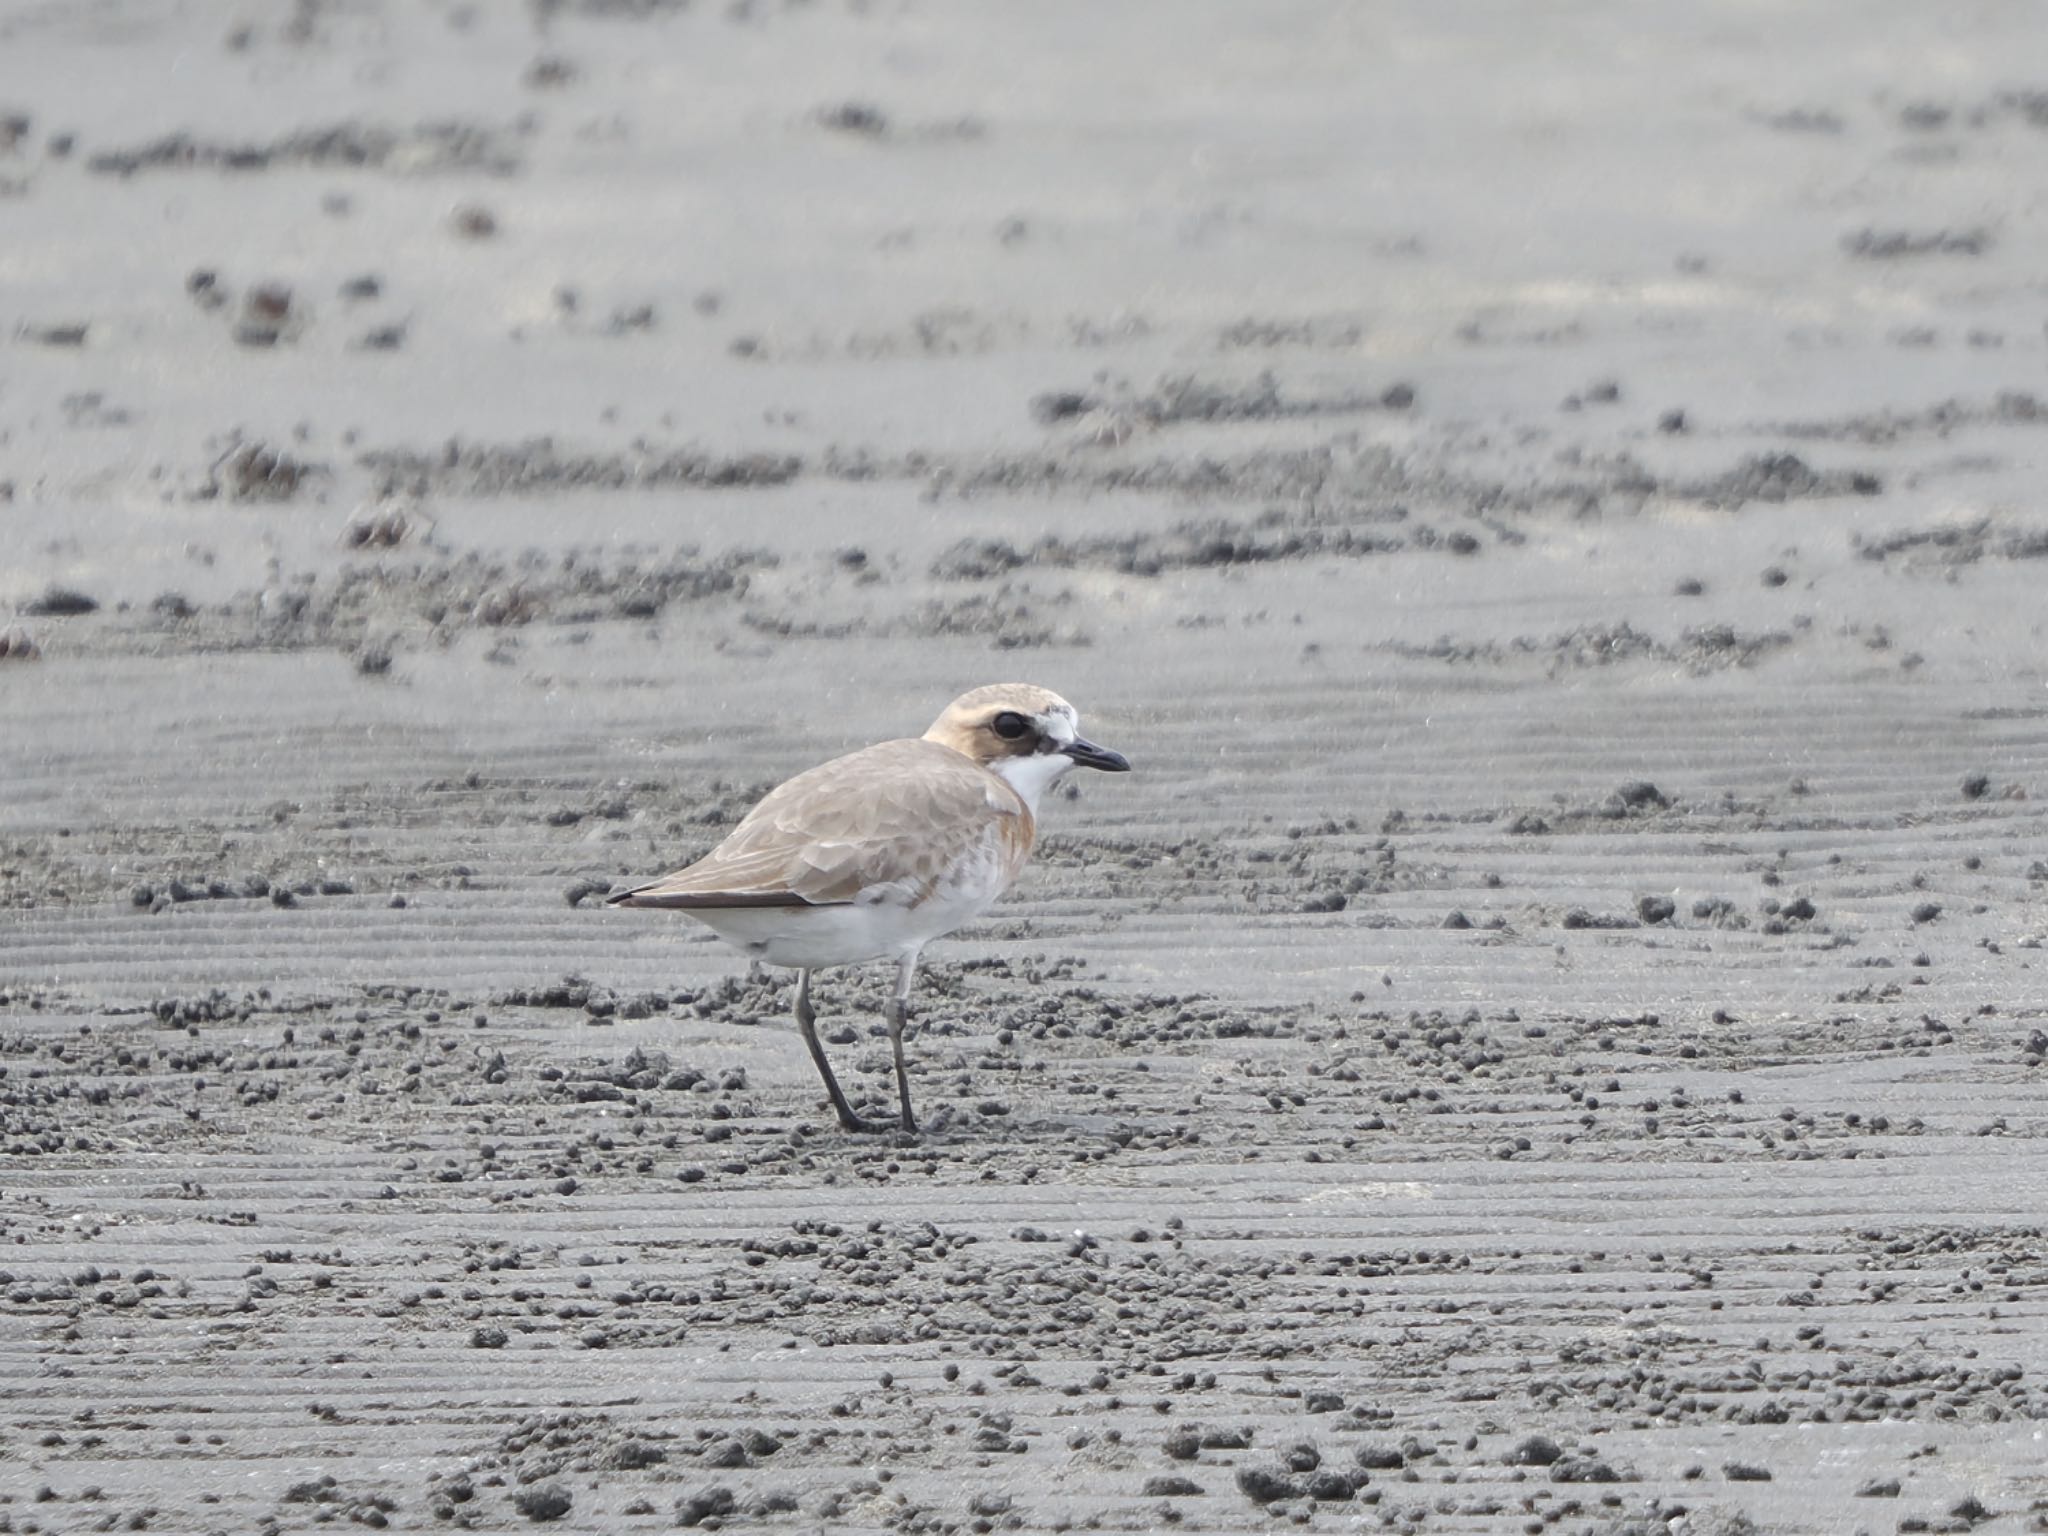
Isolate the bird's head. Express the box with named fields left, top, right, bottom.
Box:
left=924, top=683, right=1130, bottom=809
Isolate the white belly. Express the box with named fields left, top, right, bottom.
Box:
left=684, top=837, right=1017, bottom=969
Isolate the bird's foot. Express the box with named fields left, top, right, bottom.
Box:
left=833, top=1111, right=920, bottom=1139
left=833, top=1108, right=912, bottom=1136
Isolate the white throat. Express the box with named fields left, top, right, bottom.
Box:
left=993, top=751, right=1074, bottom=814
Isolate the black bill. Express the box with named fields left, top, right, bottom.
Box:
left=1061, top=736, right=1131, bottom=772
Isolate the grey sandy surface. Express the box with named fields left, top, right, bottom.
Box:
left=5, top=2, right=2048, bottom=1531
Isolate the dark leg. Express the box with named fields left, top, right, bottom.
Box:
left=887, top=952, right=919, bottom=1133
left=793, top=968, right=883, bottom=1133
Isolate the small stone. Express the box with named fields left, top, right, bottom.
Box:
left=1506, top=1435, right=1562, bottom=1466
left=676, top=1486, right=735, bottom=1527
left=1233, top=1468, right=1301, bottom=1505
left=23, top=586, right=98, bottom=617
left=1611, top=780, right=1670, bottom=810
left=701, top=1438, right=750, bottom=1469
left=816, top=102, right=888, bottom=136
left=512, top=1484, right=571, bottom=1522
left=1637, top=894, right=1677, bottom=925
left=1550, top=1457, right=1620, bottom=1483
left=1305, top=1470, right=1362, bottom=1501
left=452, top=204, right=498, bottom=239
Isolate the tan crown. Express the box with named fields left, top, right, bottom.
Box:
left=922, top=684, right=1076, bottom=764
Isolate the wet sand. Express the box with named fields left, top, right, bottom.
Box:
left=5, top=3, right=2048, bottom=1531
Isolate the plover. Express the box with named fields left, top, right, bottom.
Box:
left=607, top=684, right=1130, bottom=1132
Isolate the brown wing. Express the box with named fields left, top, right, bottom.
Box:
left=606, top=738, right=1031, bottom=910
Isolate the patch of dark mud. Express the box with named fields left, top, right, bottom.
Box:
left=949, top=440, right=1883, bottom=526
left=939, top=444, right=1345, bottom=504
left=815, top=100, right=891, bottom=137
left=21, top=320, right=88, bottom=346
left=185, top=274, right=315, bottom=349
left=0, top=805, right=371, bottom=910
left=343, top=501, right=424, bottom=550
left=1214, top=315, right=1368, bottom=350
left=1506, top=443, right=1887, bottom=515
left=1757, top=107, right=1846, bottom=134
left=1880, top=84, right=2048, bottom=140
left=1766, top=390, right=2048, bottom=445
left=733, top=303, right=1014, bottom=364
left=1527, top=1316, right=2039, bottom=1425
left=87, top=121, right=523, bottom=177
left=1992, top=87, right=2048, bottom=129
left=1035, top=824, right=1455, bottom=917
left=546, top=1045, right=736, bottom=1105
left=361, top=440, right=801, bottom=497
left=1030, top=370, right=1400, bottom=432
left=741, top=586, right=1089, bottom=650
left=360, top=432, right=1881, bottom=541
left=1381, top=620, right=1793, bottom=675
left=931, top=508, right=1413, bottom=581
left=196, top=437, right=323, bottom=502
left=501, top=958, right=1065, bottom=1036
left=1684, top=452, right=1882, bottom=507
left=834, top=305, right=997, bottom=359
left=15, top=766, right=760, bottom=911
left=60, top=390, right=130, bottom=426
left=1852, top=516, right=2048, bottom=567
left=898, top=590, right=1087, bottom=648
left=457, top=965, right=1288, bottom=1145
left=423, top=1411, right=756, bottom=1526
left=21, top=586, right=100, bottom=616
left=1493, top=778, right=1724, bottom=837
left=1840, top=226, right=1993, bottom=260
left=679, top=1212, right=1326, bottom=1356
left=1106, top=370, right=1398, bottom=423
left=276, top=1476, right=398, bottom=1528
left=647, top=956, right=1070, bottom=1035
left=616, top=955, right=1314, bottom=1058
left=824, top=436, right=1373, bottom=507
left=123, top=872, right=345, bottom=914
left=148, top=545, right=772, bottom=654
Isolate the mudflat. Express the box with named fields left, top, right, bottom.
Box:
left=5, top=4, right=2048, bottom=1532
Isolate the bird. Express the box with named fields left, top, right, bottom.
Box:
left=606, top=684, right=1130, bottom=1132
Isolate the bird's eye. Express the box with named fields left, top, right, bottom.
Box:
left=991, top=711, right=1030, bottom=740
